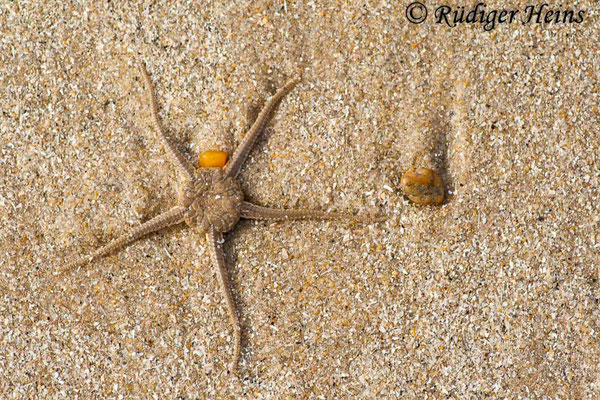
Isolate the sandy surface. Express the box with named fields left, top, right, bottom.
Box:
left=1, top=0, right=599, bottom=398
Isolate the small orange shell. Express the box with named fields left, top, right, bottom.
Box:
left=400, top=168, right=445, bottom=205
left=199, top=150, right=228, bottom=168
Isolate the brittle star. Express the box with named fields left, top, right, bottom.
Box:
left=58, top=58, right=386, bottom=373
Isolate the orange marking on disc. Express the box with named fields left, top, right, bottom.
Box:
left=199, top=150, right=228, bottom=168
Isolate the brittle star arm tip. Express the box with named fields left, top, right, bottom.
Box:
left=137, top=58, right=196, bottom=181
left=58, top=206, right=186, bottom=280
left=240, top=201, right=387, bottom=223
left=206, top=228, right=242, bottom=373
left=225, top=77, right=301, bottom=179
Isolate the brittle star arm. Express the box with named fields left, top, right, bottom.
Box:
left=59, top=206, right=187, bottom=277
left=137, top=58, right=196, bottom=181
left=240, top=202, right=387, bottom=223
left=206, top=227, right=242, bottom=373
left=224, top=77, right=300, bottom=178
